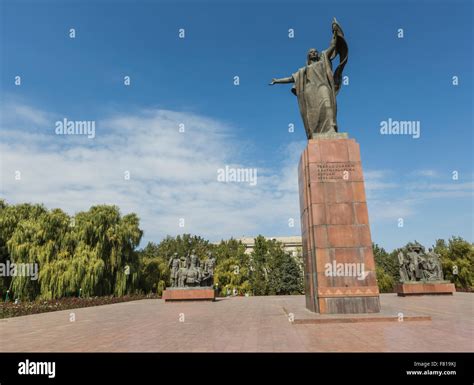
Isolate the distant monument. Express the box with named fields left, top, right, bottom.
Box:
left=398, top=243, right=444, bottom=282
left=395, top=242, right=455, bottom=296
left=162, top=251, right=216, bottom=301
left=271, top=18, right=380, bottom=314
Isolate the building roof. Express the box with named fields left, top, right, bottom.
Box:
left=237, top=236, right=302, bottom=246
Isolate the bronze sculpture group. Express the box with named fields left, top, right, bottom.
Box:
left=168, top=250, right=215, bottom=288
left=398, top=243, right=444, bottom=282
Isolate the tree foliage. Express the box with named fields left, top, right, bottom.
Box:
left=213, top=238, right=251, bottom=296
left=1, top=202, right=142, bottom=300
left=249, top=235, right=304, bottom=296
left=373, top=243, right=397, bottom=292
left=434, top=237, right=474, bottom=290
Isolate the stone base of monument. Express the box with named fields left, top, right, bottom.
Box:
left=280, top=296, right=431, bottom=324
left=162, top=287, right=216, bottom=302
left=298, top=134, right=381, bottom=314
left=395, top=281, right=455, bottom=296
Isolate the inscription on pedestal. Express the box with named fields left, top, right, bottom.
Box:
left=316, top=162, right=356, bottom=181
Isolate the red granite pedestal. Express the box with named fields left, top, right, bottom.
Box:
left=395, top=282, right=455, bottom=296
left=163, top=287, right=215, bottom=302
left=298, top=134, right=380, bottom=314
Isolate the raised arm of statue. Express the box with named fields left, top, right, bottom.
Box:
left=269, top=76, right=294, bottom=85
left=326, top=29, right=338, bottom=59
left=325, top=18, right=341, bottom=59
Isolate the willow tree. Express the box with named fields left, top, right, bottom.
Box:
left=34, top=209, right=76, bottom=299
left=73, top=205, right=142, bottom=297
left=0, top=201, right=48, bottom=295
left=4, top=202, right=143, bottom=300
left=7, top=208, right=71, bottom=300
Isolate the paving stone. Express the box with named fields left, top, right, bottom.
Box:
left=0, top=294, right=472, bottom=352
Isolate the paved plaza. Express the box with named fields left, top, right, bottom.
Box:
left=0, top=293, right=472, bottom=352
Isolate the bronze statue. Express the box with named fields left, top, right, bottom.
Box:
left=398, top=243, right=444, bottom=282
left=177, top=258, right=188, bottom=287
left=270, top=18, right=348, bottom=138
left=169, top=251, right=215, bottom=288
left=201, top=251, right=216, bottom=287
left=185, top=255, right=202, bottom=287
left=168, top=252, right=180, bottom=287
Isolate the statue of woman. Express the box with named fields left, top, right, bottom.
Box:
left=270, top=18, right=348, bottom=138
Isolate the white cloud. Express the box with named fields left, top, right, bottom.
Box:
left=0, top=102, right=300, bottom=244
left=367, top=199, right=416, bottom=221
left=3, top=102, right=50, bottom=127
left=405, top=181, right=474, bottom=199
left=410, top=169, right=439, bottom=178
left=364, top=169, right=473, bottom=223
left=364, top=170, right=398, bottom=191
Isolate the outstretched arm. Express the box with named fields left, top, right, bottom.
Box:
left=269, top=76, right=294, bottom=85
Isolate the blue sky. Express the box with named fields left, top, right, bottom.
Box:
left=1, top=0, right=472, bottom=251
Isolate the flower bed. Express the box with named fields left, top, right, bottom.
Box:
left=0, top=294, right=160, bottom=319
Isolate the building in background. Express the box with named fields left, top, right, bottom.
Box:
left=237, top=236, right=302, bottom=258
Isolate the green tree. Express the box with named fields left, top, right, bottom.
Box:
left=0, top=201, right=48, bottom=296
left=213, top=238, right=250, bottom=296
left=249, top=236, right=303, bottom=296
left=156, top=234, right=211, bottom=266
left=250, top=235, right=269, bottom=295
left=267, top=242, right=303, bottom=295
left=375, top=265, right=395, bottom=293
left=5, top=204, right=143, bottom=300
left=373, top=243, right=398, bottom=292
left=214, top=257, right=251, bottom=296
left=434, top=237, right=473, bottom=290
left=137, top=242, right=169, bottom=295
left=73, top=206, right=142, bottom=297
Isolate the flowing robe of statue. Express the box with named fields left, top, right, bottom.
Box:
left=290, top=22, right=348, bottom=138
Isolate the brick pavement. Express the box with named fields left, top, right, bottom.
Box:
left=0, top=293, right=472, bottom=352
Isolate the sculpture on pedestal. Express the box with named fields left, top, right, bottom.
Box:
left=270, top=18, right=348, bottom=138
left=168, top=251, right=215, bottom=288
left=273, top=19, right=382, bottom=313
left=398, top=243, right=444, bottom=282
